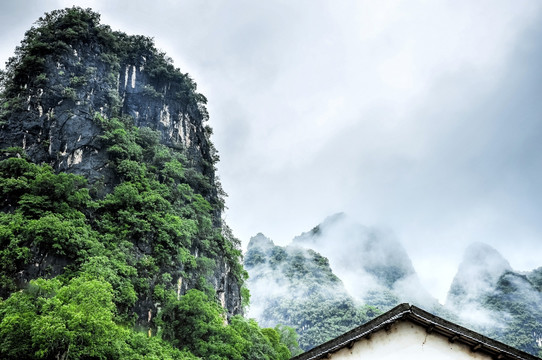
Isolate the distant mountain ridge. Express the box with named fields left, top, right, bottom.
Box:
left=244, top=232, right=378, bottom=351
left=245, top=214, right=542, bottom=357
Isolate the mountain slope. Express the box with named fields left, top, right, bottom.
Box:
left=244, top=233, right=378, bottom=351
left=446, top=243, right=542, bottom=357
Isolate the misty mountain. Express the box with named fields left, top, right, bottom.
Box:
left=246, top=215, right=542, bottom=357
left=446, top=242, right=513, bottom=321
left=244, top=233, right=378, bottom=351
left=446, top=243, right=542, bottom=356
left=292, top=213, right=439, bottom=311
left=244, top=214, right=444, bottom=351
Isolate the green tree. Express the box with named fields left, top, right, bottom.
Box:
left=229, top=317, right=291, bottom=360
left=0, top=276, right=197, bottom=360
left=159, top=289, right=245, bottom=360
left=274, top=324, right=303, bottom=357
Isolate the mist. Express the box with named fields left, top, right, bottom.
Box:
left=445, top=242, right=513, bottom=329
left=243, top=232, right=369, bottom=350
left=244, top=233, right=349, bottom=318
left=291, top=213, right=438, bottom=310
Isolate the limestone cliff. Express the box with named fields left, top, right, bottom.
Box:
left=0, top=7, right=242, bottom=327
left=0, top=11, right=215, bottom=199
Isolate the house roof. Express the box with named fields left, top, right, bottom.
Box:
left=291, top=303, right=540, bottom=360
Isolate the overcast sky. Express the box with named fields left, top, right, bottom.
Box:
left=2, top=0, right=542, bottom=302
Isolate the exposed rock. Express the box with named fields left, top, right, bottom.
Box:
left=0, top=8, right=241, bottom=325
left=0, top=38, right=213, bottom=196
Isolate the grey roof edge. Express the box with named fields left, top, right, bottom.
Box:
left=290, top=303, right=412, bottom=360
left=290, top=303, right=541, bottom=360
left=407, top=305, right=540, bottom=360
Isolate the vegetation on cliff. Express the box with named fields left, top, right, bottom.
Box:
left=0, top=7, right=296, bottom=359
left=447, top=245, right=542, bottom=357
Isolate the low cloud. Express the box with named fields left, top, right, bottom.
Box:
left=292, top=214, right=438, bottom=309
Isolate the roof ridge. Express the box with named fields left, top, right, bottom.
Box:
left=291, top=303, right=540, bottom=360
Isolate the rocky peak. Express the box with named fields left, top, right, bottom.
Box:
left=446, top=242, right=512, bottom=307
left=293, top=214, right=416, bottom=292
left=247, top=232, right=275, bottom=250
left=0, top=7, right=216, bottom=201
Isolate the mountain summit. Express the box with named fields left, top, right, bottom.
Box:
left=0, top=7, right=215, bottom=197
left=293, top=213, right=436, bottom=309
left=446, top=242, right=512, bottom=309
left=446, top=243, right=542, bottom=355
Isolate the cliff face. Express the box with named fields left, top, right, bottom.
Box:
left=0, top=8, right=241, bottom=325
left=0, top=16, right=213, bottom=196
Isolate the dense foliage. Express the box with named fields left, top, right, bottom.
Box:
left=0, top=273, right=293, bottom=359
left=158, top=289, right=291, bottom=360
left=0, top=7, right=295, bottom=359
left=0, top=124, right=294, bottom=359
left=0, top=276, right=196, bottom=359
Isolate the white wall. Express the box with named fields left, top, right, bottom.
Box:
left=329, top=321, right=493, bottom=360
